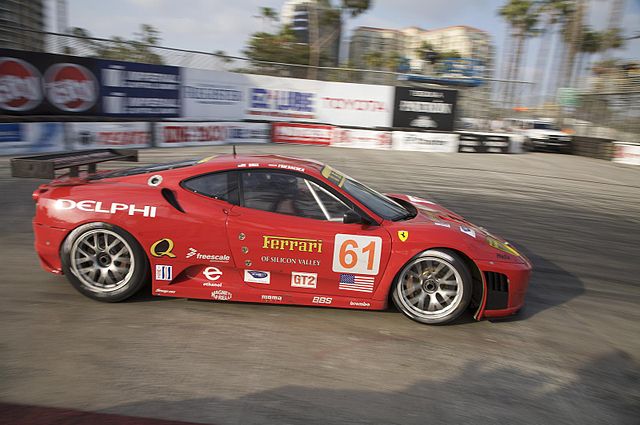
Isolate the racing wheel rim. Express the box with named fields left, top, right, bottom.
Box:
left=396, top=256, right=464, bottom=321
left=69, top=229, right=135, bottom=293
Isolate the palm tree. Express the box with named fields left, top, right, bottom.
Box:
left=307, top=0, right=371, bottom=79
left=543, top=0, right=574, bottom=101
left=530, top=0, right=571, bottom=105
left=499, top=0, right=540, bottom=106
left=259, top=7, right=279, bottom=32
left=362, top=51, right=385, bottom=70
left=572, top=26, right=601, bottom=86
left=559, top=0, right=587, bottom=88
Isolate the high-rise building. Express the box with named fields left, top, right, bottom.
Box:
left=349, top=24, right=493, bottom=73
left=0, top=0, right=45, bottom=51
left=281, top=0, right=342, bottom=67
left=348, top=26, right=403, bottom=69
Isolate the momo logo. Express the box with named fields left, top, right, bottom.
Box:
left=44, top=63, right=97, bottom=112
left=0, top=57, right=43, bottom=111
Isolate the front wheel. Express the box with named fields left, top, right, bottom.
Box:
left=61, top=222, right=148, bottom=302
left=392, top=249, right=472, bottom=325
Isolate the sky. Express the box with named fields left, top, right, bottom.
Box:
left=45, top=0, right=640, bottom=86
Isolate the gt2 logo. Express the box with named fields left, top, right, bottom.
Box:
left=291, top=272, right=317, bottom=289
left=312, top=296, right=332, bottom=305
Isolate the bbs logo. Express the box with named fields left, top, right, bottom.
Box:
left=44, top=63, right=98, bottom=112
left=312, top=296, right=332, bottom=305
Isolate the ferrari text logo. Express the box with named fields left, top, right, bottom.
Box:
left=262, top=235, right=322, bottom=253
left=150, top=238, right=176, bottom=258
left=398, top=230, right=409, bottom=242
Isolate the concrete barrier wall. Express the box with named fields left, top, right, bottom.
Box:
left=0, top=121, right=555, bottom=157
left=571, top=136, right=616, bottom=161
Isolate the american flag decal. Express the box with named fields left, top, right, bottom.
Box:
left=155, top=265, right=172, bottom=281
left=339, top=274, right=375, bottom=293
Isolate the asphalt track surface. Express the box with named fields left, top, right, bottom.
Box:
left=1, top=145, right=639, bottom=425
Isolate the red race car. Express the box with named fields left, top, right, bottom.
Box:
left=12, top=149, right=531, bottom=324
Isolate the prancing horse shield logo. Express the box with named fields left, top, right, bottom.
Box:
left=398, top=230, right=409, bottom=242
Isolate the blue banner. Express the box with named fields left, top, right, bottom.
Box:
left=0, top=123, right=65, bottom=155
left=98, top=60, right=181, bottom=117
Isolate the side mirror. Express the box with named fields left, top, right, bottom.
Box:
left=343, top=210, right=363, bottom=224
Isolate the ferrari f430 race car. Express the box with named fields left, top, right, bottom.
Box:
left=12, top=149, right=532, bottom=324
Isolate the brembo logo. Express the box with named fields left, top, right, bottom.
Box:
left=0, top=57, right=43, bottom=111
left=54, top=199, right=157, bottom=218
left=44, top=63, right=97, bottom=112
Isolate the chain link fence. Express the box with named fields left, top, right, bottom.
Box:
left=2, top=27, right=638, bottom=141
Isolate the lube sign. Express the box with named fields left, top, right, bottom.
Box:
left=54, top=199, right=157, bottom=217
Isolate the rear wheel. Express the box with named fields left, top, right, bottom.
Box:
left=392, top=249, right=472, bottom=324
left=61, top=222, right=148, bottom=302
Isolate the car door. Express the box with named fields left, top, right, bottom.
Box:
left=226, top=169, right=391, bottom=299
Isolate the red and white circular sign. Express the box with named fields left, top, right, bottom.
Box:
left=0, top=57, right=43, bottom=112
left=44, top=63, right=98, bottom=112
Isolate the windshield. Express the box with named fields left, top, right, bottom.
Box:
left=533, top=122, right=560, bottom=131
left=320, top=165, right=409, bottom=220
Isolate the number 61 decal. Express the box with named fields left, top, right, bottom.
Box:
left=332, top=234, right=382, bottom=275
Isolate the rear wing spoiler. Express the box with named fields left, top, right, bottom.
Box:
left=11, top=149, right=138, bottom=179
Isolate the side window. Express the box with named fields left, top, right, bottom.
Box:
left=241, top=171, right=350, bottom=221
left=308, top=181, right=351, bottom=221
left=182, top=171, right=238, bottom=204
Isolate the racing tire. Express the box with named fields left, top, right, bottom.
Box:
left=392, top=249, right=472, bottom=325
left=61, top=222, right=148, bottom=302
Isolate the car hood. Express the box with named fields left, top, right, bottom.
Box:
left=389, top=193, right=490, bottom=237
left=524, top=129, right=568, bottom=137
left=387, top=193, right=528, bottom=264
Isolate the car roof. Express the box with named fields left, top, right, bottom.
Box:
left=195, top=154, right=326, bottom=173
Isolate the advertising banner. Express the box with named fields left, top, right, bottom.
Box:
left=612, top=142, right=640, bottom=166
left=0, top=123, right=65, bottom=155
left=67, top=122, right=151, bottom=150
left=245, top=75, right=320, bottom=122
left=99, top=59, right=180, bottom=117
left=457, top=132, right=511, bottom=153
left=181, top=68, right=247, bottom=120
left=0, top=49, right=101, bottom=115
left=317, top=82, right=393, bottom=127
left=156, top=122, right=269, bottom=147
left=331, top=128, right=392, bottom=150
left=392, top=87, right=457, bottom=132
left=272, top=122, right=334, bottom=145
left=392, top=131, right=459, bottom=153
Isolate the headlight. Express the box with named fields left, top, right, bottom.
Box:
left=486, top=236, right=520, bottom=256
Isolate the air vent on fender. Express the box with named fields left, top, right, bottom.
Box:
left=161, top=188, right=185, bottom=213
